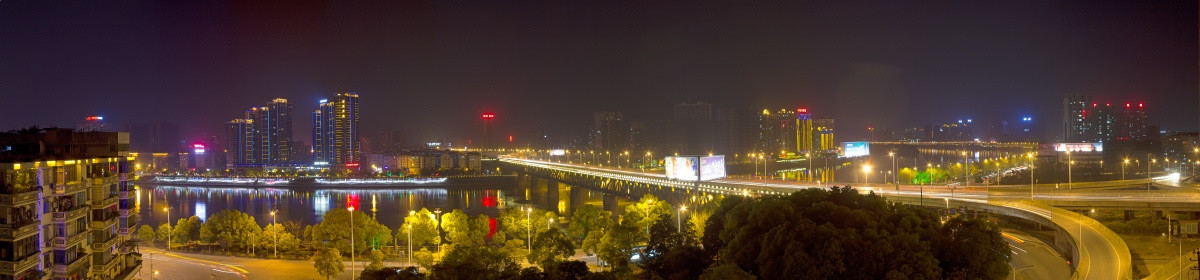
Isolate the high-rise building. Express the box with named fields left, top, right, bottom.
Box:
left=756, top=109, right=798, bottom=155
left=1062, top=94, right=1093, bottom=142
left=126, top=122, right=182, bottom=154
left=313, top=93, right=361, bottom=167
left=372, top=130, right=407, bottom=154
left=245, top=98, right=293, bottom=164
left=591, top=112, right=626, bottom=151
left=224, top=119, right=255, bottom=166
left=0, top=128, right=141, bottom=280
left=1113, top=102, right=1150, bottom=141
left=78, top=115, right=109, bottom=132
left=814, top=118, right=836, bottom=151
left=715, top=107, right=754, bottom=155
left=673, top=102, right=712, bottom=121
left=797, top=108, right=813, bottom=152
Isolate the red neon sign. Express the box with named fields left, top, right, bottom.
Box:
left=345, top=162, right=360, bottom=167
left=85, top=116, right=103, bottom=121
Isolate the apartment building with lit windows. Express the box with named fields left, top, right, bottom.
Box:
left=0, top=128, right=140, bottom=280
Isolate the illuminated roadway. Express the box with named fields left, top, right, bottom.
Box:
left=501, top=157, right=1143, bottom=280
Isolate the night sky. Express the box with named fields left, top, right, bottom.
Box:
left=1, top=1, right=1196, bottom=144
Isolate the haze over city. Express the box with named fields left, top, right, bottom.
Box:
left=2, top=2, right=1200, bottom=280
left=1, top=1, right=1196, bottom=143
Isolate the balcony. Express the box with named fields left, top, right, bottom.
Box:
left=52, top=206, right=88, bottom=223
left=92, top=177, right=117, bottom=187
left=0, top=190, right=40, bottom=206
left=53, top=181, right=87, bottom=196
left=0, top=222, right=39, bottom=240
left=113, top=258, right=141, bottom=280
left=52, top=253, right=90, bottom=276
left=53, top=230, right=87, bottom=249
left=0, top=253, right=40, bottom=275
left=90, top=216, right=117, bottom=231
left=91, top=234, right=118, bottom=252
left=91, top=252, right=121, bottom=277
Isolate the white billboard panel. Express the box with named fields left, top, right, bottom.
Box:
left=843, top=141, right=870, bottom=157
left=664, top=156, right=727, bottom=181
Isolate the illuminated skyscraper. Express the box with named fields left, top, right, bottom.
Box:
left=312, top=93, right=361, bottom=166
left=224, top=119, right=255, bottom=165
left=245, top=98, right=293, bottom=164
left=814, top=118, right=835, bottom=151
left=1062, top=94, right=1093, bottom=142
left=797, top=108, right=813, bottom=152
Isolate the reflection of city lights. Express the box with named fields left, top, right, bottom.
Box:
left=195, top=202, right=207, bottom=221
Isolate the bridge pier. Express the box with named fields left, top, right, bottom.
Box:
left=1124, top=210, right=1134, bottom=222
left=546, top=178, right=561, bottom=214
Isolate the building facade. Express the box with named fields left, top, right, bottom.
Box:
left=0, top=128, right=141, bottom=280
left=313, top=93, right=361, bottom=167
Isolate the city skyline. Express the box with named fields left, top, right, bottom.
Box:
left=1, top=1, right=1197, bottom=143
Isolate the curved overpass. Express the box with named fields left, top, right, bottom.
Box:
left=500, top=157, right=1134, bottom=280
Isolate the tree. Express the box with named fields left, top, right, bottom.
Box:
left=642, top=214, right=708, bottom=280
left=623, top=194, right=671, bottom=243
left=361, top=266, right=425, bottom=280
left=699, top=264, right=756, bottom=280
left=934, top=218, right=1011, bottom=279
left=527, top=228, right=575, bottom=268
left=258, top=223, right=302, bottom=255
left=499, top=207, right=550, bottom=245
left=313, top=247, right=345, bottom=280
left=413, top=248, right=437, bottom=272
left=171, top=216, right=203, bottom=244
left=400, top=208, right=441, bottom=251
left=595, top=219, right=639, bottom=272
left=199, top=209, right=261, bottom=251
left=706, top=187, right=1011, bottom=279
left=441, top=210, right=475, bottom=247
left=156, top=223, right=172, bottom=244
left=137, top=225, right=157, bottom=245
left=313, top=208, right=393, bottom=255
left=566, top=204, right=610, bottom=244
left=366, top=249, right=386, bottom=271
left=430, top=246, right=521, bottom=280
left=469, top=214, right=492, bottom=245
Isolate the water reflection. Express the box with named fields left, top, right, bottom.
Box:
left=138, top=184, right=515, bottom=229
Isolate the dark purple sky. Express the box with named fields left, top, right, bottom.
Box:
left=1, top=1, right=1196, bottom=144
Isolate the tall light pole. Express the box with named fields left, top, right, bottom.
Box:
left=271, top=210, right=278, bottom=258
left=961, top=151, right=969, bottom=186
left=163, top=207, right=171, bottom=251
left=862, top=164, right=872, bottom=185
left=806, top=153, right=813, bottom=182
left=405, top=224, right=413, bottom=265
left=433, top=209, right=443, bottom=253
left=525, top=207, right=532, bottom=252
left=348, top=206, right=356, bottom=280
left=1028, top=153, right=1035, bottom=200
left=677, top=205, right=688, bottom=233
left=889, top=151, right=897, bottom=188
left=1122, top=158, right=1129, bottom=180
left=1066, top=151, right=1073, bottom=190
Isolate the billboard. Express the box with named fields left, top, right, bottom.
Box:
left=843, top=141, right=870, bottom=157
left=664, top=155, right=727, bottom=181
left=1052, top=143, right=1103, bottom=152
left=548, top=149, right=566, bottom=156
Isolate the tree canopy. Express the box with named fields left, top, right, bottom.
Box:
left=312, top=208, right=394, bottom=255
left=705, top=186, right=1010, bottom=280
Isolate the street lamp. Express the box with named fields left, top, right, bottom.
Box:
left=1066, top=151, right=1073, bottom=190
left=1122, top=158, right=1129, bottom=180
left=961, top=151, right=969, bottom=186
left=433, top=209, right=443, bottom=253
left=677, top=205, right=688, bottom=233
left=888, top=151, right=897, bottom=188
left=805, top=152, right=813, bottom=182
left=525, top=207, right=532, bottom=252
left=163, top=207, right=171, bottom=251
left=406, top=224, right=413, bottom=265
left=271, top=210, right=278, bottom=258
left=347, top=206, right=358, bottom=280
left=862, top=164, right=873, bottom=185
left=1027, top=153, right=1035, bottom=200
